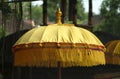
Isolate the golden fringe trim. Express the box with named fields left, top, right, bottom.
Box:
left=105, top=53, right=120, bottom=65
left=14, top=47, right=105, bottom=67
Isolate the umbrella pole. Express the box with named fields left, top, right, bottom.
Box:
left=58, top=61, right=61, bottom=79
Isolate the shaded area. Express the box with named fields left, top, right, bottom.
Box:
left=3, top=65, right=120, bottom=79
left=0, top=29, right=29, bottom=64
left=93, top=31, right=120, bottom=44
left=0, top=29, right=29, bottom=79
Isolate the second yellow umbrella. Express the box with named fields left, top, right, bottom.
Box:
left=105, top=40, right=120, bottom=65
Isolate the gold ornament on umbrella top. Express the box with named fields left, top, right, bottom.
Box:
left=56, top=8, right=62, bottom=24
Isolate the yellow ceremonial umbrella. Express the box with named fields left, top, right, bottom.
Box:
left=12, top=8, right=106, bottom=79
left=105, top=40, right=120, bottom=65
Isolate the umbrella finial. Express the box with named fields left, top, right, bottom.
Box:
left=56, top=8, right=62, bottom=24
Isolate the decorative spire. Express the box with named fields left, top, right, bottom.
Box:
left=56, top=8, right=62, bottom=24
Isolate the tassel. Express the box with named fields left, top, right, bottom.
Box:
left=14, top=47, right=105, bottom=67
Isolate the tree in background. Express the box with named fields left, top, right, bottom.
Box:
left=47, top=0, right=60, bottom=23
left=22, top=0, right=86, bottom=24
left=93, top=0, right=120, bottom=37
left=0, top=1, right=12, bottom=35
left=32, top=6, right=42, bottom=24
left=0, top=0, right=86, bottom=25
left=0, top=2, right=12, bottom=16
left=0, top=27, right=6, bottom=39
left=32, top=5, right=42, bottom=25
left=22, top=2, right=43, bottom=25
left=77, top=0, right=87, bottom=24
left=47, top=0, right=86, bottom=24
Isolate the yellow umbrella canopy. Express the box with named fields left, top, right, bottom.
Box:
left=105, top=40, right=120, bottom=65
left=12, top=8, right=106, bottom=67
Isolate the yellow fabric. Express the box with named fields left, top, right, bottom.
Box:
left=14, top=24, right=104, bottom=46
left=12, top=24, right=106, bottom=67
left=14, top=48, right=105, bottom=67
left=105, top=54, right=120, bottom=65
left=105, top=40, right=120, bottom=65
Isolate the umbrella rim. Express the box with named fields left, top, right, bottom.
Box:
left=12, top=42, right=105, bottom=53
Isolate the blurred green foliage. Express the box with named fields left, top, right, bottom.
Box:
left=22, top=0, right=87, bottom=24
left=0, top=26, right=6, bottom=39
left=93, top=0, right=120, bottom=37
left=22, top=2, right=43, bottom=24
left=0, top=0, right=87, bottom=26
left=0, top=2, right=12, bottom=16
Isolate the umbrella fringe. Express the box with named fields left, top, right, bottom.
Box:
left=14, top=48, right=105, bottom=67
left=105, top=54, right=120, bottom=65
